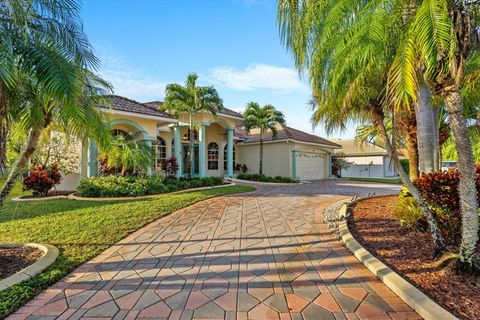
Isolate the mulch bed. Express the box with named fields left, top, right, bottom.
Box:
left=0, top=246, right=44, bottom=281
left=349, top=196, right=480, bottom=320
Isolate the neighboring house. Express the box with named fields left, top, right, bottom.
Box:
left=331, top=139, right=399, bottom=179
left=58, top=95, right=340, bottom=190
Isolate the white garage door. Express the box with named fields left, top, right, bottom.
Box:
left=296, top=152, right=326, bottom=180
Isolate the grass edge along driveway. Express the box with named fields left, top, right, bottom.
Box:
left=0, top=184, right=255, bottom=318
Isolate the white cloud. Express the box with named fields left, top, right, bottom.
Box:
left=97, top=48, right=166, bottom=102
left=209, top=64, right=307, bottom=93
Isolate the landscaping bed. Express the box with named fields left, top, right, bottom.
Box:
left=77, top=175, right=225, bottom=198
left=236, top=173, right=299, bottom=183
left=0, top=184, right=255, bottom=318
left=349, top=195, right=480, bottom=320
left=0, top=247, right=43, bottom=281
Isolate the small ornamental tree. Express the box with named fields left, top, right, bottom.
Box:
left=23, top=165, right=62, bottom=197
left=162, top=156, right=179, bottom=176
left=332, top=153, right=354, bottom=177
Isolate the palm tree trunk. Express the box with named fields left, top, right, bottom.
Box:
left=0, top=127, right=43, bottom=208
left=415, top=84, right=435, bottom=174
left=0, top=82, right=8, bottom=174
left=432, top=106, right=441, bottom=171
left=444, top=91, right=479, bottom=267
left=188, top=113, right=193, bottom=179
left=259, top=134, right=264, bottom=175
left=369, top=104, right=446, bottom=256
left=405, top=131, right=419, bottom=180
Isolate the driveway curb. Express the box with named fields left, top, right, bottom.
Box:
left=0, top=243, right=59, bottom=292
left=338, top=195, right=457, bottom=320
left=229, top=177, right=301, bottom=186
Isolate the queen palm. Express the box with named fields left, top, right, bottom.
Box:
left=277, top=0, right=448, bottom=254
left=388, top=0, right=480, bottom=268
left=0, top=0, right=100, bottom=172
left=243, top=102, right=286, bottom=175
left=163, top=73, right=223, bottom=179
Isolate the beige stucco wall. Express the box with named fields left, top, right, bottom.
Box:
left=106, top=113, right=158, bottom=138
left=237, top=141, right=292, bottom=177
left=177, top=112, right=240, bottom=129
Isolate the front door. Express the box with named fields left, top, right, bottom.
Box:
left=182, top=144, right=199, bottom=175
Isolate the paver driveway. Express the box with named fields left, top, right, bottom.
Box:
left=10, top=180, right=420, bottom=320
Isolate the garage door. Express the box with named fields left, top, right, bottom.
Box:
left=296, top=152, right=326, bottom=180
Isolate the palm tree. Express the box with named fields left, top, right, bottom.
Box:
left=277, top=0, right=448, bottom=255
left=0, top=0, right=99, bottom=172
left=100, top=133, right=153, bottom=176
left=388, top=0, right=480, bottom=268
left=243, top=102, right=286, bottom=175
left=0, top=64, right=111, bottom=208
left=163, top=73, right=223, bottom=179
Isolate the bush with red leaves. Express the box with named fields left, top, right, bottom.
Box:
left=161, top=156, right=179, bottom=175
left=23, top=165, right=62, bottom=197
left=412, top=164, right=480, bottom=243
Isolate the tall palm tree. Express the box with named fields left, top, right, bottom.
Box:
left=243, top=102, right=286, bottom=175
left=388, top=0, right=480, bottom=267
left=0, top=0, right=99, bottom=172
left=163, top=73, right=223, bottom=179
left=277, top=0, right=448, bottom=255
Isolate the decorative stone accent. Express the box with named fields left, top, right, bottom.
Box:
left=0, top=243, right=59, bottom=292
left=338, top=196, right=458, bottom=320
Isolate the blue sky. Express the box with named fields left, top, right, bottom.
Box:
left=81, top=0, right=354, bottom=138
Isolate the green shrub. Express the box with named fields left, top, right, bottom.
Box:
left=400, top=159, right=410, bottom=177
left=394, top=188, right=426, bottom=231
left=237, top=173, right=298, bottom=183
left=77, top=174, right=225, bottom=198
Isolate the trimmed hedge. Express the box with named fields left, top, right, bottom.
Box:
left=236, top=173, right=299, bottom=183
left=77, top=175, right=225, bottom=198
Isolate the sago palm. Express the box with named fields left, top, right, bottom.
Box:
left=243, top=102, right=286, bottom=175
left=163, top=73, right=223, bottom=179
left=277, top=0, right=448, bottom=254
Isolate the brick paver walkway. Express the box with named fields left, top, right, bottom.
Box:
left=9, top=180, right=420, bottom=320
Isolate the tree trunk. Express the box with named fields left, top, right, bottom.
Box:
left=405, top=128, right=419, bottom=180
left=444, top=91, right=479, bottom=266
left=188, top=113, right=193, bottom=179
left=259, top=133, right=264, bottom=175
left=432, top=106, right=441, bottom=171
left=415, top=84, right=435, bottom=174
left=0, top=127, right=43, bottom=208
left=369, top=104, right=446, bottom=256
left=0, top=82, right=8, bottom=174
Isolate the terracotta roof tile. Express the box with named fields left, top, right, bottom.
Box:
left=237, top=126, right=341, bottom=147
left=104, top=96, right=176, bottom=119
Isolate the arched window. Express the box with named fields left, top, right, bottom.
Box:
left=223, top=145, right=235, bottom=170
left=207, top=142, right=219, bottom=170
left=153, top=137, right=166, bottom=172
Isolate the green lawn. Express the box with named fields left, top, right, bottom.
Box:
left=342, top=177, right=402, bottom=184
left=0, top=184, right=255, bottom=318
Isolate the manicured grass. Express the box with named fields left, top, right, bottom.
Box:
left=342, top=177, right=402, bottom=184
left=0, top=184, right=255, bottom=318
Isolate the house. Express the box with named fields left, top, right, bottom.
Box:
left=58, top=95, right=341, bottom=190
left=331, top=139, right=399, bottom=179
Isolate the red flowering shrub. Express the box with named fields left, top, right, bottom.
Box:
left=412, top=164, right=480, bottom=242
left=23, top=165, right=62, bottom=197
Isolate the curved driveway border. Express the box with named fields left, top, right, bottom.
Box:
left=12, top=195, right=70, bottom=202
left=0, top=243, right=59, bottom=292
left=338, top=195, right=457, bottom=320
left=228, top=178, right=301, bottom=186
left=67, top=182, right=236, bottom=201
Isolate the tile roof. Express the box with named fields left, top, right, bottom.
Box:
left=219, top=107, right=243, bottom=119
left=237, top=126, right=341, bottom=147
left=330, top=139, right=388, bottom=155
left=104, top=96, right=176, bottom=119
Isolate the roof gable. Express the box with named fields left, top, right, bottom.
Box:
left=104, top=96, right=176, bottom=119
